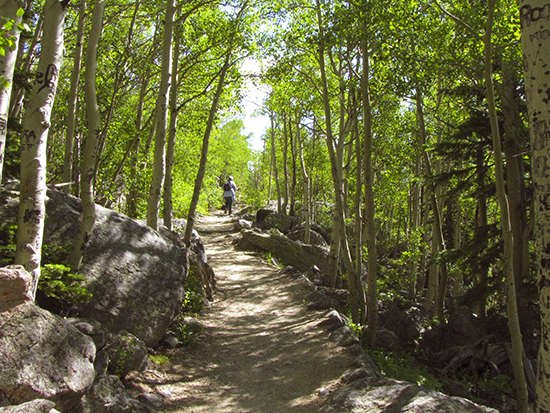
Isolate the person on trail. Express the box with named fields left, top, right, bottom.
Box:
left=222, top=175, right=238, bottom=215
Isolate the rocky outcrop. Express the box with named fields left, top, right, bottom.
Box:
left=0, top=296, right=95, bottom=411
left=235, top=229, right=329, bottom=272
left=314, top=309, right=499, bottom=413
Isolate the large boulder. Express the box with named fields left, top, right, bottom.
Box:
left=0, top=301, right=95, bottom=411
left=255, top=212, right=298, bottom=234
left=378, top=300, right=420, bottom=344
left=235, top=229, right=329, bottom=272
left=40, top=190, right=189, bottom=348
left=420, top=306, right=487, bottom=353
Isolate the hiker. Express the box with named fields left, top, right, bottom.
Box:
left=222, top=175, right=238, bottom=214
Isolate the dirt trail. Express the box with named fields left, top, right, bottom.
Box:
left=132, top=211, right=350, bottom=412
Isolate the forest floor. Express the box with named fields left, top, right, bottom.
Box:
left=128, top=209, right=351, bottom=412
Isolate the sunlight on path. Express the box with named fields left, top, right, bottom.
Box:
left=155, top=210, right=350, bottom=412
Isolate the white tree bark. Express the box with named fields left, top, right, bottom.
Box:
left=61, top=0, right=86, bottom=193
left=519, top=0, right=550, bottom=410
left=14, top=0, right=67, bottom=298
left=68, top=0, right=105, bottom=268
left=0, top=0, right=24, bottom=182
left=147, top=0, right=175, bottom=231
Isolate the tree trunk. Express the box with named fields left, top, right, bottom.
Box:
left=472, top=146, right=490, bottom=318
left=183, top=52, right=233, bottom=245
left=68, top=0, right=105, bottom=269
left=361, top=35, right=377, bottom=341
left=521, top=0, right=550, bottom=404
left=270, top=113, right=281, bottom=213
left=0, top=0, right=25, bottom=183
left=147, top=0, right=175, bottom=231
left=297, top=116, right=310, bottom=244
left=316, top=1, right=364, bottom=323
left=61, top=0, right=85, bottom=194
left=14, top=0, right=67, bottom=298
left=485, top=1, right=528, bottom=409
left=416, top=92, right=445, bottom=316
left=499, top=59, right=530, bottom=312
left=163, top=28, right=180, bottom=231
left=281, top=115, right=289, bottom=214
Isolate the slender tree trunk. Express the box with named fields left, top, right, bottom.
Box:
left=289, top=119, right=297, bottom=215
left=473, top=147, right=490, bottom=318
left=147, top=0, right=175, bottom=230
left=417, top=92, right=445, bottom=315
left=183, top=54, right=233, bottom=245
left=14, top=0, right=67, bottom=298
left=499, top=60, right=530, bottom=311
left=0, top=0, right=25, bottom=183
left=485, top=1, right=528, bottom=409
left=316, top=1, right=364, bottom=323
left=62, top=0, right=85, bottom=194
left=281, top=116, right=289, bottom=214
left=353, top=92, right=362, bottom=279
left=270, top=113, right=281, bottom=213
left=297, top=116, right=310, bottom=244
left=68, top=0, right=105, bottom=269
left=163, top=29, right=180, bottom=230
left=361, top=35, right=377, bottom=340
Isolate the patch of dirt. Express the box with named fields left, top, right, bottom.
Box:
left=129, top=210, right=351, bottom=412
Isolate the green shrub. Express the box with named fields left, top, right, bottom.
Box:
left=37, top=264, right=92, bottom=306
left=366, top=348, right=443, bottom=391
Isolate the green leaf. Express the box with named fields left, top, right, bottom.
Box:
left=16, top=8, right=24, bottom=18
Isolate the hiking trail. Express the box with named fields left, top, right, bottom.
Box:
left=129, top=210, right=350, bottom=412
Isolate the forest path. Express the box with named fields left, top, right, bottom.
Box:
left=139, top=209, right=350, bottom=412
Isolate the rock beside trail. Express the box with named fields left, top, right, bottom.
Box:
left=0, top=298, right=95, bottom=411
left=315, top=309, right=499, bottom=413
left=321, top=376, right=499, bottom=413
left=235, top=229, right=329, bottom=272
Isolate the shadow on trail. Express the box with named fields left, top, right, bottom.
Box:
left=156, top=213, right=347, bottom=413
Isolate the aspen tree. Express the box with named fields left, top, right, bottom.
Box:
left=61, top=0, right=86, bottom=194
left=68, top=0, right=105, bottom=268
left=519, top=0, right=550, bottom=409
left=147, top=0, right=175, bottom=230
left=14, top=0, right=67, bottom=298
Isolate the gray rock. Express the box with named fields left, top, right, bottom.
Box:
left=82, top=374, right=151, bottom=413
left=321, top=376, right=499, bottom=413
left=0, top=399, right=59, bottom=412
left=105, top=333, right=148, bottom=379
left=237, top=230, right=328, bottom=272
left=317, top=310, right=346, bottom=331
left=72, top=203, right=188, bottom=348
left=0, top=266, right=33, bottom=313
left=67, top=318, right=111, bottom=350
left=375, top=328, right=402, bottom=351
left=329, top=326, right=360, bottom=347
left=161, top=332, right=179, bottom=349
left=136, top=393, right=164, bottom=409
left=234, top=219, right=253, bottom=231
left=0, top=302, right=95, bottom=411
